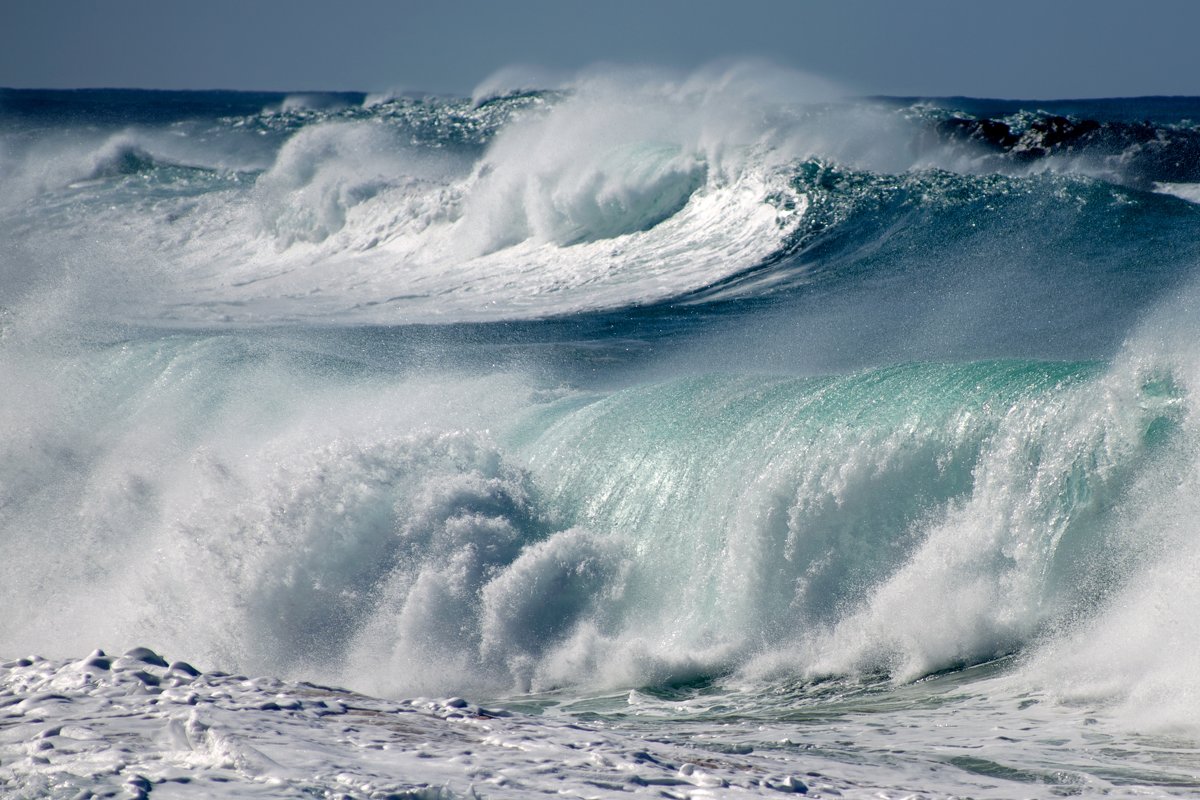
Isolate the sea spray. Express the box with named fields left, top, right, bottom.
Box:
left=5, top=74, right=1200, bottom=797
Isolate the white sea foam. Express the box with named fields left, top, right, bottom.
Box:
left=1155, top=181, right=1200, bottom=204
left=3, top=651, right=1191, bottom=799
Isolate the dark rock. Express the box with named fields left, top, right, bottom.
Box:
left=1029, top=115, right=1100, bottom=148
left=937, top=117, right=1019, bottom=150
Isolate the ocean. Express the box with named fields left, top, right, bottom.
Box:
left=3, top=69, right=1200, bottom=797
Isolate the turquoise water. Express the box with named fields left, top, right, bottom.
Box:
left=4, top=79, right=1200, bottom=796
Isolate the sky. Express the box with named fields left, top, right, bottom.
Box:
left=3, top=0, right=1199, bottom=99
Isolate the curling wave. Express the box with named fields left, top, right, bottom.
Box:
left=6, top=73, right=1200, bottom=749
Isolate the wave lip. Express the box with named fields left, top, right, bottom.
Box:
left=145, top=73, right=816, bottom=325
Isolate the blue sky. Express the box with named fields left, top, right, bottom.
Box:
left=4, top=0, right=1199, bottom=98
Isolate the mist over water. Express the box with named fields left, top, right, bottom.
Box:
left=5, top=66, right=1200, bottom=797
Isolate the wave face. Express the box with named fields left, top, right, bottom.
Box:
left=5, top=73, right=1200, bottom=796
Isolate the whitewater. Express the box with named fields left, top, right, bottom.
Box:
left=4, top=67, right=1200, bottom=797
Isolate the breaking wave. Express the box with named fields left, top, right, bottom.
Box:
left=5, top=70, right=1200, bottom=743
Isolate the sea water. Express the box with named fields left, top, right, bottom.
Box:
left=4, top=68, right=1200, bottom=797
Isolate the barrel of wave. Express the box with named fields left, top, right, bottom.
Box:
left=505, top=358, right=1183, bottom=690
